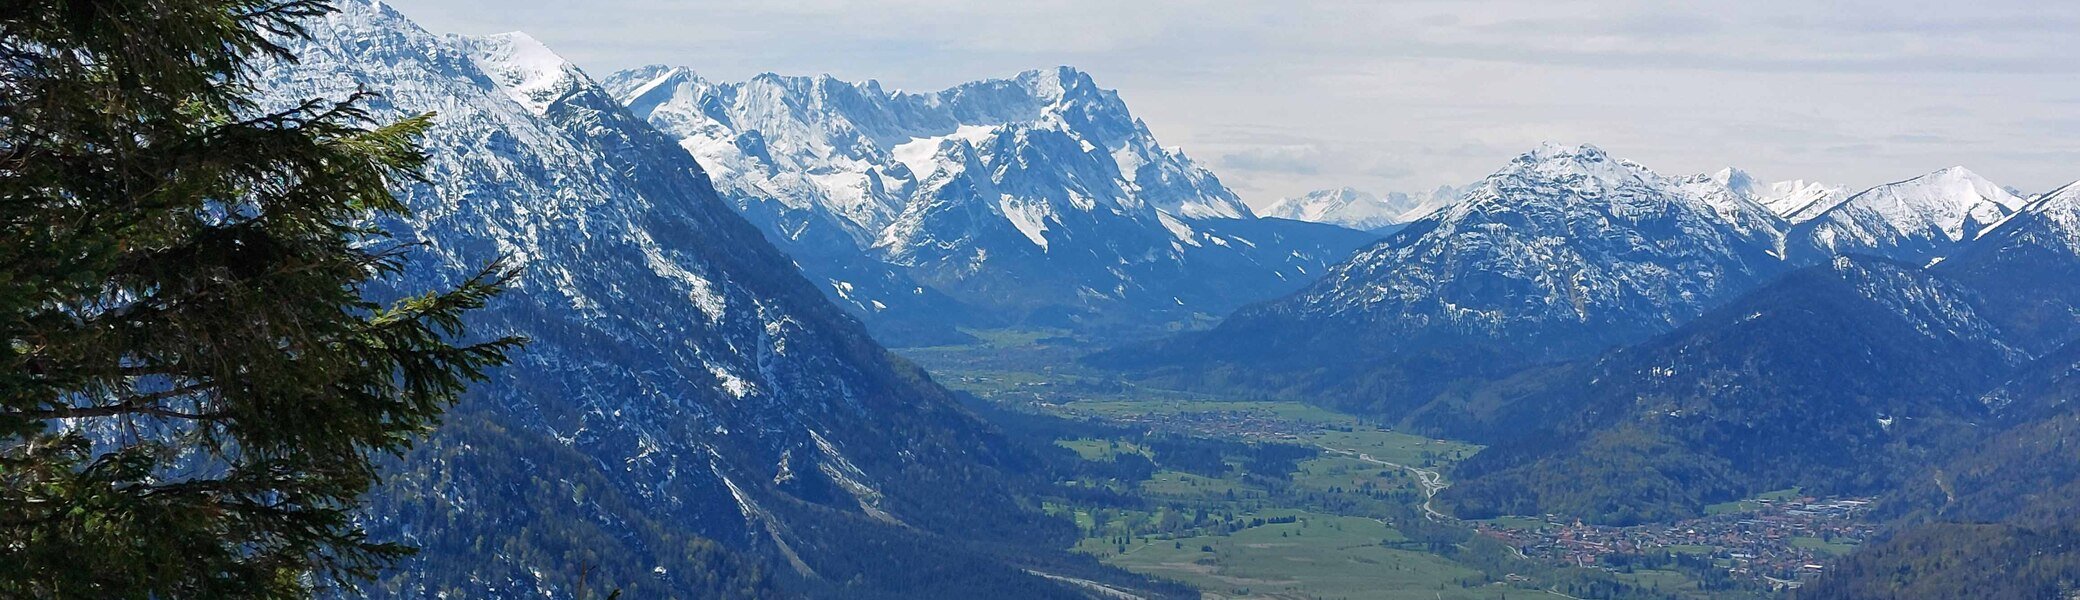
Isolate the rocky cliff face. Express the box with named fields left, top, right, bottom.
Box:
left=604, top=64, right=1376, bottom=337
left=249, top=3, right=1115, bottom=597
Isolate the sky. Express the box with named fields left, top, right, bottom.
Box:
left=388, top=0, right=2080, bottom=208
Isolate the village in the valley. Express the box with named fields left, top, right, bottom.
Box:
left=1474, top=495, right=1879, bottom=586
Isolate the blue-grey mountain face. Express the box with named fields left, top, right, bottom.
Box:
left=1291, top=144, right=1784, bottom=350
left=1111, top=143, right=2071, bottom=415
left=601, top=65, right=1376, bottom=337
left=1109, top=144, right=1792, bottom=410
left=1263, top=185, right=1462, bottom=231
left=1442, top=256, right=2033, bottom=524
left=1936, top=181, right=2080, bottom=355
left=247, top=3, right=1122, bottom=597
left=1108, top=145, right=2080, bottom=529
left=1790, top=166, right=2029, bottom=265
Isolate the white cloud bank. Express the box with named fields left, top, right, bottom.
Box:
left=391, top=0, right=2080, bottom=205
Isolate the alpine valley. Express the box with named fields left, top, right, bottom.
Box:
left=1105, top=143, right=2080, bottom=596
left=211, top=1, right=2080, bottom=598
left=247, top=2, right=1191, bottom=598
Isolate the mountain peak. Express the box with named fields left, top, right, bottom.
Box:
left=1711, top=167, right=1759, bottom=191
left=1980, top=179, right=2080, bottom=242
left=604, top=62, right=1344, bottom=325
left=458, top=31, right=587, bottom=115
left=1016, top=65, right=1096, bottom=88
left=1263, top=187, right=1381, bottom=227
left=1320, top=186, right=1370, bottom=199
left=1001, top=65, right=1112, bottom=112
left=1880, top=165, right=2025, bottom=211
left=1687, top=168, right=1847, bottom=223
left=1792, top=164, right=2028, bottom=263
left=1499, top=143, right=1639, bottom=180
left=1519, top=142, right=1609, bottom=163
left=1465, top=143, right=1665, bottom=209
left=1263, top=185, right=1465, bottom=230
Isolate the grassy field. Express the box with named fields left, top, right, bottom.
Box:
left=1057, top=438, right=1152, bottom=462
left=1612, top=569, right=1706, bottom=597
left=1290, top=455, right=1419, bottom=497
left=901, top=328, right=1728, bottom=600
left=1704, top=488, right=1805, bottom=516
left=1309, top=429, right=1480, bottom=468
left=1789, top=536, right=1857, bottom=557
left=1063, top=398, right=1356, bottom=424
left=1141, top=470, right=1266, bottom=499
left=1075, top=510, right=1515, bottom=600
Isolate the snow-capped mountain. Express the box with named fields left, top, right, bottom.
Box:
left=248, top=2, right=1119, bottom=596
left=1111, top=144, right=1788, bottom=408
left=1263, top=188, right=1391, bottom=229
left=1262, top=185, right=1459, bottom=231
left=1383, top=185, right=1465, bottom=224
left=602, top=65, right=1375, bottom=334
left=1977, top=180, right=2080, bottom=258
left=1791, top=166, right=2028, bottom=264
left=1275, top=144, right=1782, bottom=348
left=1697, top=167, right=1849, bottom=223
left=1937, top=180, right=2080, bottom=353
left=1675, top=169, right=1794, bottom=257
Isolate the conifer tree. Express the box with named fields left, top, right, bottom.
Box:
left=0, top=1, right=520, bottom=597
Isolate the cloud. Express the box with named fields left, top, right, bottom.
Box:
left=1216, top=145, right=1326, bottom=176
left=387, top=0, right=2080, bottom=198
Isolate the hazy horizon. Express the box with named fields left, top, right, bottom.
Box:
left=386, top=0, right=2080, bottom=208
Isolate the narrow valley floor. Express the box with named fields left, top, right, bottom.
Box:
left=898, top=329, right=1872, bottom=600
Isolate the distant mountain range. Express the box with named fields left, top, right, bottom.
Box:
left=238, top=1, right=2080, bottom=595
left=1110, top=144, right=1792, bottom=411
left=1106, top=143, right=2080, bottom=530
left=1791, top=166, right=2030, bottom=264
left=600, top=64, right=1376, bottom=343
left=251, top=2, right=1185, bottom=598
left=1693, top=167, right=1849, bottom=224
left=1114, top=143, right=2072, bottom=405
left=1262, top=186, right=1459, bottom=232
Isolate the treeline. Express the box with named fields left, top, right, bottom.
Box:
left=364, top=409, right=772, bottom=599
left=1442, top=426, right=1745, bottom=525
left=1801, top=362, right=2080, bottom=598
left=1798, top=524, right=2080, bottom=600
left=960, top=394, right=1320, bottom=488
left=1139, top=434, right=1319, bottom=479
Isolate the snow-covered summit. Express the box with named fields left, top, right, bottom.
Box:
left=2026, top=180, right=2080, bottom=228
left=1441, top=144, right=1774, bottom=234
left=604, top=64, right=1250, bottom=231
left=1793, top=166, right=2027, bottom=263
left=246, top=0, right=1065, bottom=590
left=1966, top=179, right=2080, bottom=258
left=1273, top=142, right=1784, bottom=351
left=1700, top=167, right=1849, bottom=223
left=1263, top=187, right=1389, bottom=228
left=1936, top=178, right=2080, bottom=355
left=456, top=31, right=585, bottom=116
left=1489, top=143, right=1647, bottom=188
left=1265, top=185, right=1460, bottom=230
left=601, top=62, right=1368, bottom=329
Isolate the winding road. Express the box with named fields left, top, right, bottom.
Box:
left=1320, top=445, right=1451, bottom=521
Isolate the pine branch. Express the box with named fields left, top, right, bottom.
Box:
left=9, top=382, right=223, bottom=421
